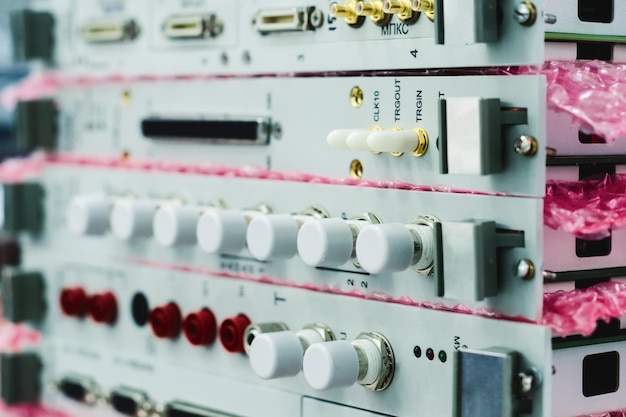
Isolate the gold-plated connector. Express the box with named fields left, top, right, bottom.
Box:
left=355, top=1, right=392, bottom=25
left=383, top=0, right=416, bottom=22
left=329, top=1, right=361, bottom=25
left=411, top=0, right=435, bottom=21
left=411, top=127, right=428, bottom=157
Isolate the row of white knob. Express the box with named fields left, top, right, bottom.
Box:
left=68, top=195, right=434, bottom=274
left=327, top=128, right=421, bottom=153
left=249, top=330, right=386, bottom=390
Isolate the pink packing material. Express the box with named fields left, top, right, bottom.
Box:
left=543, top=281, right=626, bottom=337
left=517, top=60, right=626, bottom=142
left=545, top=174, right=626, bottom=239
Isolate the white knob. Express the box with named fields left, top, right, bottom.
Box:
left=355, top=223, right=415, bottom=274
left=327, top=129, right=355, bottom=150
left=246, top=214, right=302, bottom=261
left=197, top=209, right=249, bottom=254
left=249, top=331, right=304, bottom=379
left=110, top=199, right=157, bottom=240
left=67, top=194, right=110, bottom=235
left=303, top=341, right=359, bottom=390
left=367, top=130, right=420, bottom=153
left=346, top=130, right=374, bottom=151
left=297, top=218, right=355, bottom=267
left=153, top=204, right=199, bottom=247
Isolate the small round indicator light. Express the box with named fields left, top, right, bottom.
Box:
left=438, top=350, right=447, bottom=363
left=426, top=348, right=435, bottom=361
left=413, top=345, right=422, bottom=358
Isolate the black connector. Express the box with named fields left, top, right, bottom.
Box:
left=141, top=117, right=271, bottom=145
left=166, top=401, right=239, bottom=417
left=58, top=375, right=98, bottom=405
left=110, top=387, right=150, bottom=416
left=1, top=270, right=46, bottom=323
left=3, top=182, right=44, bottom=235
left=14, top=99, right=58, bottom=152
left=1, top=352, right=42, bottom=405
left=10, top=10, right=55, bottom=63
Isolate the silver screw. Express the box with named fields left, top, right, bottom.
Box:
left=310, top=9, right=324, bottom=28
left=515, top=259, right=535, bottom=280
left=544, top=14, right=557, bottom=24
left=272, top=122, right=283, bottom=139
left=514, top=2, right=537, bottom=26
left=518, top=367, right=542, bottom=394
left=242, top=50, right=251, bottom=64
left=514, top=135, right=538, bottom=157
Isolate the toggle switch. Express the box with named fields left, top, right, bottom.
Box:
left=367, top=128, right=428, bottom=156
left=302, top=332, right=394, bottom=391
left=355, top=221, right=435, bottom=274
left=249, top=324, right=335, bottom=380
left=153, top=204, right=200, bottom=247
left=110, top=198, right=158, bottom=240
left=247, top=207, right=329, bottom=261
left=439, top=97, right=528, bottom=175
left=67, top=194, right=110, bottom=236
left=297, top=214, right=380, bottom=267
left=197, top=206, right=271, bottom=254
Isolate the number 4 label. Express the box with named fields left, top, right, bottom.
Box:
left=410, top=49, right=418, bottom=58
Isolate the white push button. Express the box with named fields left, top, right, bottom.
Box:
left=297, top=218, right=356, bottom=267
left=302, top=341, right=360, bottom=390
left=367, top=130, right=420, bottom=153
left=153, top=204, right=199, bottom=247
left=197, top=209, right=249, bottom=254
left=249, top=331, right=304, bottom=379
left=67, top=194, right=110, bottom=236
left=110, top=199, right=157, bottom=240
left=246, top=214, right=304, bottom=261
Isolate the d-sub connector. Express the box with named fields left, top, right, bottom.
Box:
left=254, top=7, right=324, bottom=34
left=163, top=14, right=223, bottom=39
left=81, top=19, right=139, bottom=43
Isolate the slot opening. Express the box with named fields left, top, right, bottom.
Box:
left=578, top=0, right=614, bottom=23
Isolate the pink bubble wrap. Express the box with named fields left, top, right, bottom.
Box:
left=544, top=174, right=626, bottom=239
left=577, top=412, right=626, bottom=417
left=518, top=60, right=626, bottom=142
left=543, top=281, right=626, bottom=337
